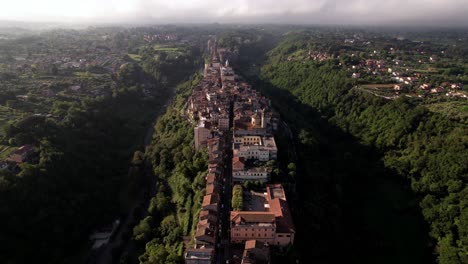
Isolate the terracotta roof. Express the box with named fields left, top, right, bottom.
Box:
left=232, top=157, right=245, bottom=171
left=208, top=163, right=223, bottom=171
left=7, top=144, right=34, bottom=163
left=269, top=198, right=295, bottom=233
left=242, top=240, right=270, bottom=264
left=195, top=219, right=216, bottom=244
left=205, top=183, right=219, bottom=195
left=232, top=156, right=245, bottom=163
left=230, top=211, right=275, bottom=224
left=245, top=239, right=264, bottom=250
left=202, top=194, right=218, bottom=207
left=199, top=209, right=218, bottom=222
left=206, top=174, right=217, bottom=185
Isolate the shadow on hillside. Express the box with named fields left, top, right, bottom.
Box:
left=246, top=77, right=433, bottom=264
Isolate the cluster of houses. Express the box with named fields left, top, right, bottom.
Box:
left=186, top=135, right=226, bottom=264
left=185, top=47, right=230, bottom=263
left=349, top=56, right=466, bottom=98
left=143, top=33, right=179, bottom=43
left=11, top=45, right=125, bottom=76
left=185, top=41, right=293, bottom=264
left=282, top=36, right=467, bottom=99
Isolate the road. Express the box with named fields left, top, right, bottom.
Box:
left=215, top=132, right=232, bottom=264
left=215, top=100, right=234, bottom=264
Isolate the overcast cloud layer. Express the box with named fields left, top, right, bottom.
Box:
left=1, top=0, right=468, bottom=25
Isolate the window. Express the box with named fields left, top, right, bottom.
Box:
left=286, top=235, right=291, bottom=237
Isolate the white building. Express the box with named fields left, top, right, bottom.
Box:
left=233, top=136, right=277, bottom=161
left=232, top=167, right=271, bottom=182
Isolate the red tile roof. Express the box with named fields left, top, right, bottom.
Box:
left=230, top=211, right=276, bottom=224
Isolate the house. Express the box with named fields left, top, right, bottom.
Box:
left=419, top=83, right=431, bottom=90
left=266, top=184, right=295, bottom=246
left=394, top=84, right=407, bottom=91
left=431, top=87, right=444, bottom=94
left=205, top=173, right=218, bottom=186
left=232, top=157, right=246, bottom=171
left=352, top=72, right=361, bottom=78
left=230, top=212, right=277, bottom=244
left=205, top=183, right=219, bottom=196
left=16, top=95, right=29, bottom=101
left=232, top=167, right=271, bottom=183
left=185, top=248, right=214, bottom=264
left=202, top=193, right=219, bottom=212
left=230, top=185, right=295, bottom=246
left=208, top=164, right=223, bottom=175
left=233, top=137, right=277, bottom=161
left=199, top=209, right=218, bottom=223
left=194, top=121, right=212, bottom=151
left=7, top=145, right=34, bottom=164
left=242, top=240, right=271, bottom=264
left=195, top=219, right=217, bottom=246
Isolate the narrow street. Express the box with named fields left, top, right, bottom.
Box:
left=217, top=132, right=232, bottom=264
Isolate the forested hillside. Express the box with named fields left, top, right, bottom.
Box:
left=248, top=34, right=467, bottom=263
left=119, top=74, right=209, bottom=264
left=0, top=41, right=201, bottom=263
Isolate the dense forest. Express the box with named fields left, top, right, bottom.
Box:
left=243, top=34, right=467, bottom=264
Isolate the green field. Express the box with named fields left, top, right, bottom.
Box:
left=360, top=84, right=396, bottom=89
left=412, top=68, right=440, bottom=74
left=127, top=53, right=142, bottom=61
left=0, top=145, right=15, bottom=159
left=153, top=45, right=181, bottom=52
left=73, top=71, right=93, bottom=78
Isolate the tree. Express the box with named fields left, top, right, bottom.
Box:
left=438, top=234, right=461, bottom=264
left=133, top=216, right=153, bottom=243
left=140, top=240, right=168, bottom=264
left=159, top=215, right=177, bottom=237
left=148, top=192, right=170, bottom=216
left=232, top=185, right=243, bottom=211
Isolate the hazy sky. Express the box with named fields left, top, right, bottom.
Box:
left=1, top=0, right=468, bottom=25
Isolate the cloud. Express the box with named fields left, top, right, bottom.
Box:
left=1, top=0, right=467, bottom=25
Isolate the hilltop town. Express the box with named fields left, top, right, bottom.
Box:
left=185, top=40, right=294, bottom=264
